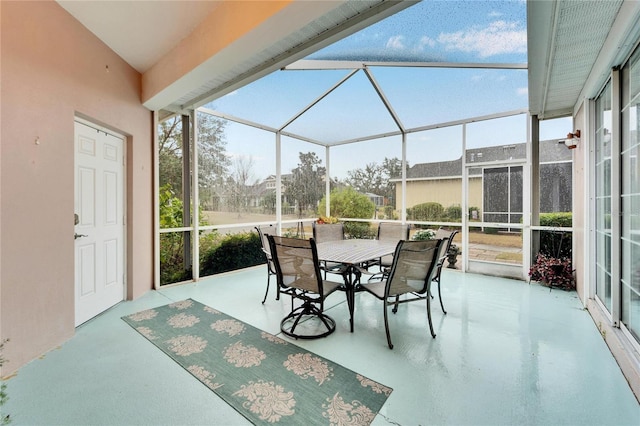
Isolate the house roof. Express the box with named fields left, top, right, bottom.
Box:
left=399, top=139, right=571, bottom=181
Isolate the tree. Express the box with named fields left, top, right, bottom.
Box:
left=158, top=113, right=228, bottom=285
left=261, top=190, right=277, bottom=214
left=345, top=157, right=407, bottom=208
left=197, top=113, right=231, bottom=210
left=346, top=163, right=384, bottom=195
left=226, top=156, right=259, bottom=215
left=158, top=116, right=185, bottom=199
left=158, top=113, right=231, bottom=208
left=318, top=187, right=376, bottom=238
left=286, top=152, right=326, bottom=217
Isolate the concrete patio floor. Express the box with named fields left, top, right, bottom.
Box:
left=4, top=266, right=639, bottom=425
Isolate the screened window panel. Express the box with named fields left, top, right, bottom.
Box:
left=466, top=173, right=522, bottom=266
left=307, top=1, right=526, bottom=65
left=281, top=136, right=326, bottom=220
left=484, top=167, right=509, bottom=214
left=160, top=231, right=193, bottom=286
left=283, top=70, right=399, bottom=144
left=370, top=67, right=528, bottom=130
left=509, top=166, right=523, bottom=214
left=466, top=114, right=527, bottom=153
left=199, top=118, right=276, bottom=226
left=158, top=116, right=189, bottom=229
left=405, top=127, right=463, bottom=224
left=540, top=163, right=573, bottom=213
left=202, top=69, right=352, bottom=129
left=330, top=136, right=402, bottom=227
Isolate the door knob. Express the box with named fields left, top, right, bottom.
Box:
left=74, top=233, right=88, bottom=240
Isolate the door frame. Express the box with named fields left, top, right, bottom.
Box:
left=74, top=116, right=128, bottom=324
left=464, top=158, right=528, bottom=279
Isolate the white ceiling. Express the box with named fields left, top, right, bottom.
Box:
left=57, top=1, right=220, bottom=73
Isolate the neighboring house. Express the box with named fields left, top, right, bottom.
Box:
left=392, top=139, right=573, bottom=221
left=262, top=173, right=294, bottom=213
left=365, top=192, right=384, bottom=207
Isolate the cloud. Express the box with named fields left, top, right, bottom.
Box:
left=386, top=35, right=406, bottom=50
left=517, top=87, right=528, bottom=96
left=418, top=36, right=437, bottom=49
left=437, top=20, right=526, bottom=57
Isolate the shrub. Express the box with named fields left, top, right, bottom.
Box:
left=529, top=253, right=575, bottom=290
left=540, top=212, right=572, bottom=227
left=384, top=206, right=397, bottom=220
left=407, top=202, right=444, bottom=221
left=345, top=221, right=376, bottom=239
left=318, top=187, right=375, bottom=238
left=318, top=187, right=375, bottom=219
left=539, top=212, right=573, bottom=258
left=200, top=232, right=264, bottom=276
left=412, top=229, right=435, bottom=240
left=444, top=205, right=462, bottom=221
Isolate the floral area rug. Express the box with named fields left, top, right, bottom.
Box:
left=122, top=299, right=392, bottom=425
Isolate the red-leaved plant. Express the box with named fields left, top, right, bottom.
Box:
left=529, top=253, right=575, bottom=290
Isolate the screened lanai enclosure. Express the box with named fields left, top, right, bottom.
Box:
left=156, top=0, right=573, bottom=286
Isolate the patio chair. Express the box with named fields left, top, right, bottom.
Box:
left=432, top=228, right=459, bottom=314
left=365, top=222, right=410, bottom=280
left=267, top=235, right=343, bottom=339
left=312, top=222, right=346, bottom=278
left=358, top=238, right=442, bottom=349
left=376, top=222, right=411, bottom=266
left=255, top=226, right=278, bottom=304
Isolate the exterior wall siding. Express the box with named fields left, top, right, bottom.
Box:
left=397, top=177, right=483, bottom=214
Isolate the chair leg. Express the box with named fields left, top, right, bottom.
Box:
left=261, top=271, right=271, bottom=304
left=384, top=301, right=394, bottom=349
left=437, top=279, right=447, bottom=314
left=426, top=290, right=436, bottom=338
left=391, top=295, right=400, bottom=314
left=280, top=301, right=336, bottom=339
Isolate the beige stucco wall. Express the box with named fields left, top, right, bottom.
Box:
left=397, top=177, right=482, bottom=212
left=1, top=1, right=152, bottom=374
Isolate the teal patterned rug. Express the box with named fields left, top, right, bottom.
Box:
left=122, top=299, right=392, bottom=425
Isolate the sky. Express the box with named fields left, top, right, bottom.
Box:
left=203, top=0, right=571, bottom=182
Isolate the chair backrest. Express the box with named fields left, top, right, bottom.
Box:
left=434, top=228, right=458, bottom=256
left=312, top=222, right=344, bottom=243
left=385, top=239, right=442, bottom=297
left=267, top=235, right=324, bottom=294
left=377, top=222, right=410, bottom=241
left=255, top=226, right=273, bottom=259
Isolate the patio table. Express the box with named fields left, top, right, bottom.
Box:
left=316, top=239, right=399, bottom=332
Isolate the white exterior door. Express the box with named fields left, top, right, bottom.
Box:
left=74, top=120, right=125, bottom=326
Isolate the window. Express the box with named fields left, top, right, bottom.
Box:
left=595, top=81, right=613, bottom=311
left=621, top=45, right=640, bottom=340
